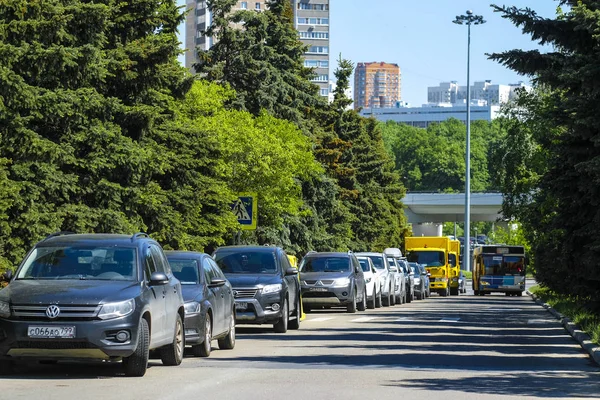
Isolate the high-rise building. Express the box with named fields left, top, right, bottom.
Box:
left=354, top=62, right=402, bottom=110
left=185, top=0, right=330, bottom=97
left=427, top=80, right=530, bottom=106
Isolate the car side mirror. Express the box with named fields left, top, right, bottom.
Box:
left=149, top=272, right=169, bottom=286
left=1, top=269, right=13, bottom=282
left=209, top=278, right=226, bottom=287
left=285, top=267, right=298, bottom=276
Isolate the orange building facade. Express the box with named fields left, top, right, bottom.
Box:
left=354, top=62, right=401, bottom=110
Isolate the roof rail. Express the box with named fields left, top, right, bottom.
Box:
left=131, top=232, right=149, bottom=241
left=43, top=231, right=76, bottom=241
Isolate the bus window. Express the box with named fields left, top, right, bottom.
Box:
left=505, top=256, right=525, bottom=276
left=482, top=256, right=503, bottom=275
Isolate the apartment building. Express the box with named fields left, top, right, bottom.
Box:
left=185, top=0, right=331, bottom=97
left=427, top=80, right=531, bottom=106
left=354, top=62, right=402, bottom=110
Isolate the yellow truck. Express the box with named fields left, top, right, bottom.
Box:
left=405, top=236, right=451, bottom=297
left=448, top=239, right=461, bottom=296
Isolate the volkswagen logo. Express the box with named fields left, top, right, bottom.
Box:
left=46, top=305, right=61, bottom=319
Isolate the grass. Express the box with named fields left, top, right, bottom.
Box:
left=462, top=271, right=472, bottom=279
left=530, top=285, right=600, bottom=346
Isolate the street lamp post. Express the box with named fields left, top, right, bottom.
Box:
left=453, top=10, right=485, bottom=272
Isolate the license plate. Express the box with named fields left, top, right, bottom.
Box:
left=28, top=326, right=75, bottom=339
left=235, top=302, right=248, bottom=310
left=309, top=287, right=328, bottom=292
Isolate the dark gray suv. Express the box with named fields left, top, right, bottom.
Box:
left=299, top=252, right=367, bottom=313
left=213, top=246, right=301, bottom=333
left=0, top=232, right=185, bottom=377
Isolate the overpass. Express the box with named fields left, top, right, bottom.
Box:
left=402, top=192, right=504, bottom=236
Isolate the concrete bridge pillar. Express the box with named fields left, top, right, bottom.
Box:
left=411, top=223, right=443, bottom=237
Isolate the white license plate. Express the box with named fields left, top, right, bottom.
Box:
left=28, top=325, right=76, bottom=339
left=235, top=302, right=248, bottom=310
left=309, top=287, right=328, bottom=292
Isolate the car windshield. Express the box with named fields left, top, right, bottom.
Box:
left=214, top=251, right=278, bottom=274
left=406, top=250, right=445, bottom=267
left=16, top=246, right=137, bottom=281
left=357, top=258, right=371, bottom=272
left=300, top=257, right=350, bottom=273
left=368, top=256, right=386, bottom=270
left=168, top=258, right=200, bottom=284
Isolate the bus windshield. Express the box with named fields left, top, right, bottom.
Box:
left=406, top=251, right=445, bottom=267
left=482, top=255, right=525, bottom=276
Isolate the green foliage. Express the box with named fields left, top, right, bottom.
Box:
left=489, top=2, right=600, bottom=306
left=380, top=119, right=506, bottom=192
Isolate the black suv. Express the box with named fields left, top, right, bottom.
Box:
left=0, top=232, right=185, bottom=377
left=213, top=246, right=301, bottom=333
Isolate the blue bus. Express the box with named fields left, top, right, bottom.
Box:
left=472, top=245, right=526, bottom=296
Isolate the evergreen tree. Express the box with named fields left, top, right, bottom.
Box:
left=489, top=2, right=600, bottom=305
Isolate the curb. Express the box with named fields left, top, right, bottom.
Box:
left=527, top=290, right=600, bottom=366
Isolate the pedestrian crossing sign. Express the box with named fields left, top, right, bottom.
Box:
left=232, top=193, right=257, bottom=230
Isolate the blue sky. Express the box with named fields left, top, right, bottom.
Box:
left=176, top=0, right=559, bottom=105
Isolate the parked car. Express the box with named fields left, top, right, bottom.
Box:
left=0, top=232, right=184, bottom=377
left=299, top=251, right=366, bottom=313
left=408, top=262, right=424, bottom=300
left=410, top=262, right=430, bottom=298
left=166, top=251, right=235, bottom=357
left=213, top=246, right=301, bottom=333
left=458, top=270, right=467, bottom=294
left=356, top=256, right=381, bottom=309
left=355, top=252, right=394, bottom=307
left=385, top=248, right=411, bottom=304
left=385, top=256, right=406, bottom=305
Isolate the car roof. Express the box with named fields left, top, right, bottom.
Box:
left=36, top=233, right=154, bottom=247
left=303, top=252, right=351, bottom=258
left=165, top=250, right=208, bottom=259
left=354, top=252, right=384, bottom=257
left=214, top=245, right=280, bottom=253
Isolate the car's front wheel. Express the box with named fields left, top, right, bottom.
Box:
left=273, top=299, right=289, bottom=333
left=123, top=318, right=150, bottom=377
left=357, top=286, right=367, bottom=311
left=288, top=295, right=301, bottom=330
left=160, top=313, right=184, bottom=366
left=218, top=311, right=236, bottom=350
left=375, top=288, right=382, bottom=308
left=346, top=289, right=357, bottom=313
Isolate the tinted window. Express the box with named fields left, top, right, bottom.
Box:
left=17, top=246, right=137, bottom=281
left=150, top=245, right=168, bottom=274
left=300, top=257, right=350, bottom=273
left=357, top=258, right=371, bottom=272
left=368, top=255, right=386, bottom=270
left=214, top=250, right=278, bottom=274
left=169, top=258, right=200, bottom=284
left=207, top=258, right=225, bottom=279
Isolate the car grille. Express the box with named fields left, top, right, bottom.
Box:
left=304, top=280, right=334, bottom=285
left=11, top=304, right=100, bottom=320
left=233, top=289, right=258, bottom=299
left=15, top=341, right=96, bottom=349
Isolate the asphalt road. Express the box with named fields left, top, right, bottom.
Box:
left=2, top=287, right=599, bottom=400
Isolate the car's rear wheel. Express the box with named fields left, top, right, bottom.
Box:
left=288, top=296, right=301, bottom=330
left=160, top=313, right=184, bottom=366
left=357, top=287, right=367, bottom=311
left=367, top=286, right=376, bottom=309
left=375, top=289, right=382, bottom=308
left=389, top=285, right=396, bottom=306
left=218, top=311, right=236, bottom=349
left=346, top=289, right=357, bottom=313
left=123, top=318, right=150, bottom=377
left=273, top=299, right=289, bottom=333
left=193, top=315, right=212, bottom=357
left=406, top=288, right=412, bottom=303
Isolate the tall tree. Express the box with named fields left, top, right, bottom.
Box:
left=489, top=2, right=600, bottom=305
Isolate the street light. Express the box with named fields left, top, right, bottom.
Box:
left=453, top=10, right=485, bottom=272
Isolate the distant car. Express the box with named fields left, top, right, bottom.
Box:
left=408, top=262, right=427, bottom=300
left=413, top=263, right=431, bottom=298
left=385, top=257, right=405, bottom=305
left=166, top=251, right=235, bottom=357
left=299, top=251, right=367, bottom=313
left=213, top=246, right=301, bottom=333
left=458, top=270, right=467, bottom=294
left=0, top=232, right=185, bottom=377
left=355, top=252, right=394, bottom=307
left=357, top=256, right=381, bottom=309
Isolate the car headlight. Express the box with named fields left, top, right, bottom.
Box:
left=98, top=299, right=135, bottom=320
left=333, top=278, right=351, bottom=287
left=184, top=301, right=201, bottom=315
left=0, top=300, right=10, bottom=318
left=262, top=284, right=282, bottom=294
left=480, top=281, right=490, bottom=286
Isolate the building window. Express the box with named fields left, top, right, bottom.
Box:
left=299, top=31, right=329, bottom=39
left=312, top=74, right=329, bottom=82
left=240, top=1, right=247, bottom=9
left=304, top=60, right=329, bottom=68
left=297, top=17, right=329, bottom=25
left=307, top=46, right=328, bottom=54
left=320, top=88, right=329, bottom=96
left=298, top=3, right=329, bottom=11
left=255, top=2, right=260, bottom=10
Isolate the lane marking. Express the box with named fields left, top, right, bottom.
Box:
left=306, top=317, right=335, bottom=322
left=486, top=308, right=523, bottom=312
left=440, top=318, right=461, bottom=322
left=350, top=317, right=379, bottom=322
left=527, top=319, right=554, bottom=324
left=395, top=317, right=415, bottom=322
